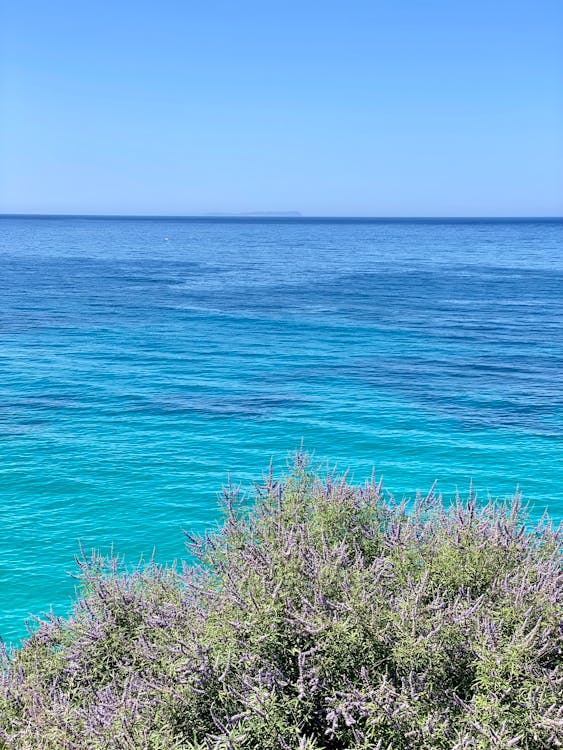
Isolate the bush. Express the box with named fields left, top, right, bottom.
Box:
left=1, top=452, right=561, bottom=749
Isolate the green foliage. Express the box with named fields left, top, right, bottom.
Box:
left=1, top=453, right=561, bottom=749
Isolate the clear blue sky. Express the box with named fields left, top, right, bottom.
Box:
left=1, top=0, right=562, bottom=216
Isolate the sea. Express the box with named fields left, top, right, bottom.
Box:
left=0, top=216, right=562, bottom=644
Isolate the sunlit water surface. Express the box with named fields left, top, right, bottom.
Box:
left=1, top=216, right=561, bottom=643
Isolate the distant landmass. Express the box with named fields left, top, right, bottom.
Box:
left=205, top=211, right=302, bottom=217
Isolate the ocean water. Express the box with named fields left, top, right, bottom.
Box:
left=0, top=216, right=562, bottom=644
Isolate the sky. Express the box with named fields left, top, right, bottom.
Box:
left=1, top=0, right=562, bottom=216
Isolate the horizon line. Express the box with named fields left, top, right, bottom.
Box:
left=1, top=213, right=562, bottom=221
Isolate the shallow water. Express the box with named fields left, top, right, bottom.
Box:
left=0, top=216, right=562, bottom=643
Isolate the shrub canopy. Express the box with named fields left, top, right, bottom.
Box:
left=1, top=453, right=562, bottom=749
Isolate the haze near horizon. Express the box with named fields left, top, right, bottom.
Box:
left=1, top=0, right=562, bottom=216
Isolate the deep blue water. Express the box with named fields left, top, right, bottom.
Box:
left=0, top=216, right=562, bottom=643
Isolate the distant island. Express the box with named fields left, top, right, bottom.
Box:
left=205, top=211, right=302, bottom=217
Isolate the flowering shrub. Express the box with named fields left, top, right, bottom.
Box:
left=1, top=453, right=561, bottom=749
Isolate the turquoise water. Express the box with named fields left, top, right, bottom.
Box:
left=0, top=216, right=562, bottom=644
